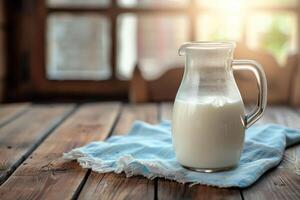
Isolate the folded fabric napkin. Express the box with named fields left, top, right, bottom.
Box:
left=63, top=121, right=300, bottom=188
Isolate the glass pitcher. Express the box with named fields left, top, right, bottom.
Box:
left=172, top=42, right=267, bottom=172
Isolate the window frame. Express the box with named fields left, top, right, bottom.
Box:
left=30, top=0, right=196, bottom=98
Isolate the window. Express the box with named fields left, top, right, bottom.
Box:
left=28, top=0, right=299, bottom=97
left=118, top=0, right=188, bottom=8
left=45, top=0, right=191, bottom=82
left=47, top=14, right=111, bottom=80
left=46, top=0, right=298, bottom=79
left=196, top=0, right=298, bottom=65
left=117, top=14, right=189, bottom=79
left=246, top=12, right=297, bottom=64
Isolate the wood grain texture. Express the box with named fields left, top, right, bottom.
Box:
left=253, top=106, right=300, bottom=128
left=158, top=180, right=241, bottom=200
left=0, top=102, right=120, bottom=199
left=0, top=102, right=299, bottom=199
left=243, top=169, right=300, bottom=200
left=0, top=103, right=30, bottom=127
left=113, top=104, right=158, bottom=135
left=0, top=104, right=74, bottom=184
left=158, top=103, right=242, bottom=200
left=242, top=106, right=300, bottom=200
left=78, top=104, right=158, bottom=200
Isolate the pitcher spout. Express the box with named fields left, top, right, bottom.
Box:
left=179, top=41, right=236, bottom=69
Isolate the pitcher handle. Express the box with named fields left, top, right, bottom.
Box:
left=232, top=60, right=268, bottom=128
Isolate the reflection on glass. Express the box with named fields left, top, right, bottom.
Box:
left=47, top=14, right=111, bottom=80
left=196, top=13, right=242, bottom=41
left=247, top=12, right=297, bottom=64
left=47, top=0, right=110, bottom=7
left=118, top=0, right=188, bottom=8
left=117, top=14, right=189, bottom=79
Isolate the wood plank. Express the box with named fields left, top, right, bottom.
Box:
left=78, top=104, right=158, bottom=200
left=158, top=181, right=241, bottom=200
left=160, top=102, right=172, bottom=121
left=0, top=103, right=30, bottom=127
left=0, top=102, right=121, bottom=199
left=158, top=102, right=242, bottom=200
left=114, top=104, right=158, bottom=135
left=253, top=106, right=300, bottom=128
left=242, top=106, right=300, bottom=200
left=0, top=104, right=74, bottom=184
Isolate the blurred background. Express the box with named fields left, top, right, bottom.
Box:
left=0, top=0, right=299, bottom=105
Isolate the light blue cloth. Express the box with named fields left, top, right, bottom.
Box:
left=63, top=121, right=300, bottom=188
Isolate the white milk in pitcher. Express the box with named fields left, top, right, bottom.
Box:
left=172, top=96, right=245, bottom=169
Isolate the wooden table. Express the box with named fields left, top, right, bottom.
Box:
left=0, top=102, right=299, bottom=199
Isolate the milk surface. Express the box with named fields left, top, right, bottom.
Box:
left=172, top=97, right=245, bottom=169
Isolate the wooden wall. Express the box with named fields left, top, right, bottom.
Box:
left=0, top=0, right=6, bottom=102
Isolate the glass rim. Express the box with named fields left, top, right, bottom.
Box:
left=182, top=41, right=236, bottom=50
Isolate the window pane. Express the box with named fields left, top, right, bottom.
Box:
left=196, top=13, right=242, bottom=41
left=117, top=14, right=189, bottom=79
left=47, top=14, right=111, bottom=80
left=47, top=0, right=110, bottom=7
left=248, top=0, right=296, bottom=6
left=246, top=12, right=297, bottom=64
left=197, top=0, right=296, bottom=7
left=197, top=0, right=246, bottom=8
left=118, top=0, right=188, bottom=8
